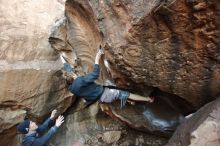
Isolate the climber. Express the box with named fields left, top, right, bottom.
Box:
left=62, top=47, right=154, bottom=107
left=17, top=109, right=64, bottom=146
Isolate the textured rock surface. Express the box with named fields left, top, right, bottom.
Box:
left=51, top=0, right=220, bottom=108
left=48, top=0, right=220, bottom=144
left=102, top=131, right=122, bottom=144
left=100, top=96, right=185, bottom=137
left=0, top=0, right=72, bottom=145
left=0, top=109, right=26, bottom=133
left=89, top=0, right=220, bottom=107
left=0, top=0, right=72, bottom=118
left=0, top=0, right=220, bottom=145
left=98, top=90, right=194, bottom=138
left=0, top=126, right=22, bottom=146
left=166, top=97, right=220, bottom=146
left=51, top=102, right=168, bottom=146
left=49, top=0, right=194, bottom=138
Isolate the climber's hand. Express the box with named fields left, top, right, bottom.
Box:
left=99, top=45, right=104, bottom=54
left=55, top=115, right=64, bottom=127
left=50, top=109, right=57, bottom=120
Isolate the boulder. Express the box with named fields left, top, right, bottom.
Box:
left=51, top=102, right=168, bottom=146
left=0, top=0, right=72, bottom=145
left=0, top=0, right=220, bottom=145
left=100, top=96, right=185, bottom=137
left=166, top=97, right=220, bottom=146
left=102, top=131, right=122, bottom=144
left=0, top=109, right=26, bottom=133
left=59, top=0, right=220, bottom=108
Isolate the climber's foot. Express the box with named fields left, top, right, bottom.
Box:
left=148, top=96, right=155, bottom=103
left=127, top=100, right=136, bottom=105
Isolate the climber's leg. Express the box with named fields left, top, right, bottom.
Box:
left=128, top=93, right=154, bottom=103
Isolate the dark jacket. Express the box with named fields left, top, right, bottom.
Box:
left=68, top=64, right=104, bottom=101
left=22, top=118, right=57, bottom=146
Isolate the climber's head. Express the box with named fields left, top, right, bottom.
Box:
left=17, top=119, right=38, bottom=134
left=62, top=63, right=78, bottom=85
left=29, top=121, right=38, bottom=131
